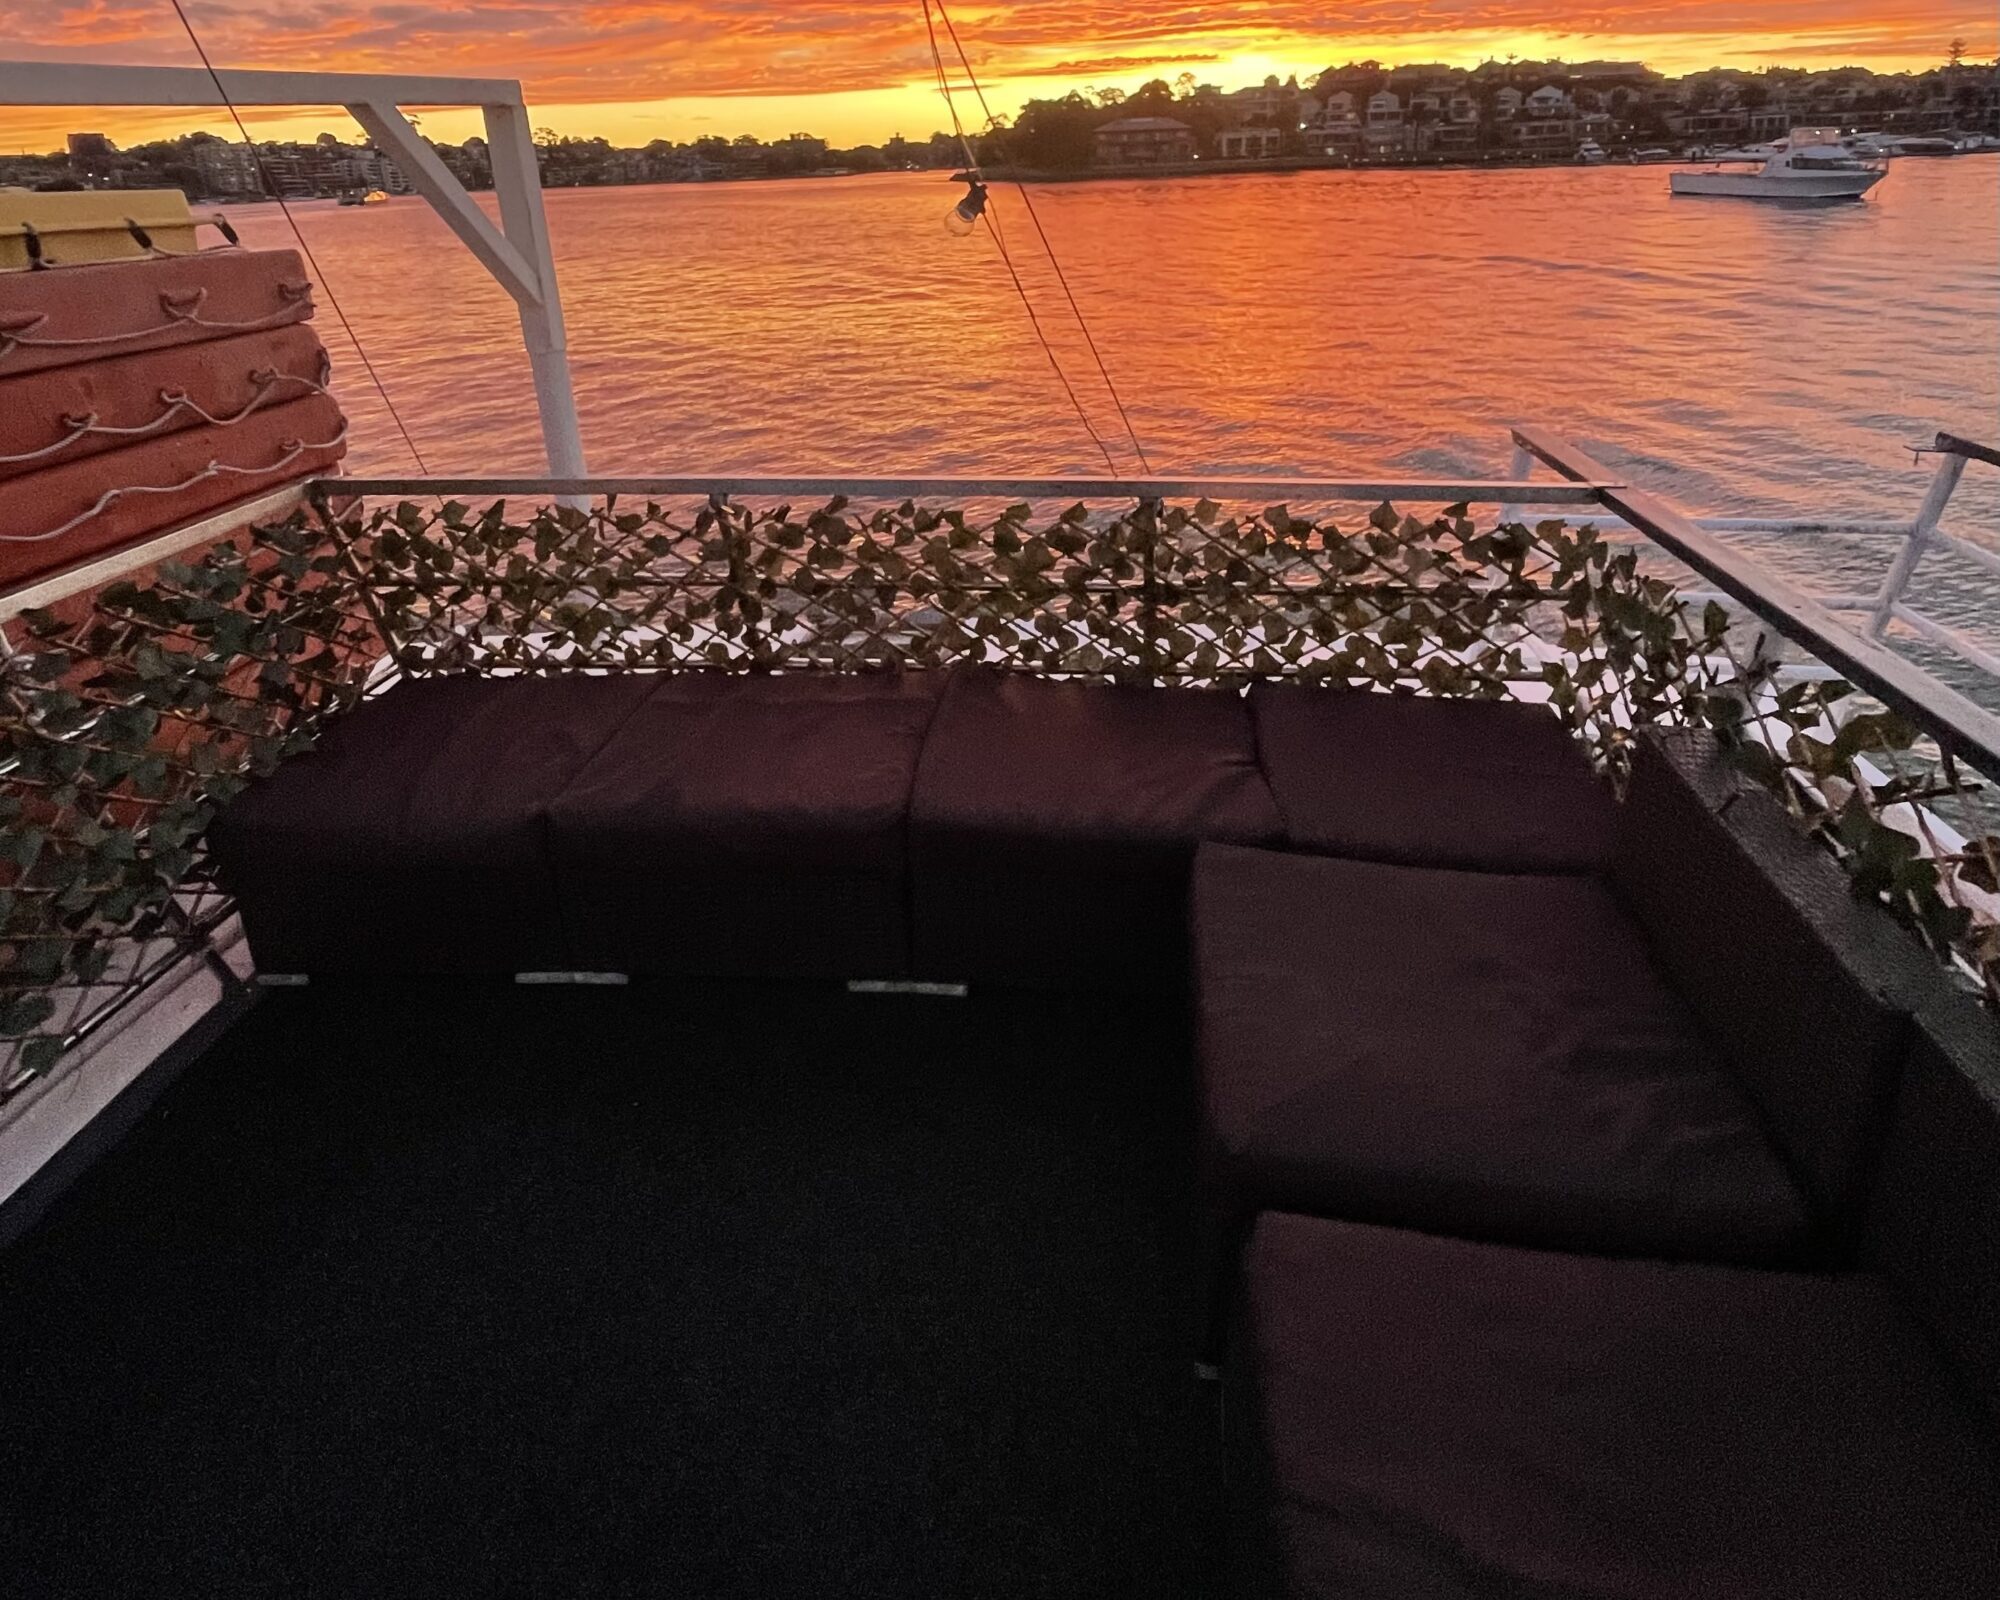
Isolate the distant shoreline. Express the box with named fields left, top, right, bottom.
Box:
left=205, top=141, right=1996, bottom=206
left=992, top=146, right=1999, bottom=184
left=993, top=154, right=1629, bottom=183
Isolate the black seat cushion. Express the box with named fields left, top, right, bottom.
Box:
left=1614, top=729, right=1931, bottom=1243
left=207, top=673, right=656, bottom=974
left=546, top=671, right=944, bottom=978
left=908, top=671, right=1282, bottom=988
left=1231, top=1212, right=2000, bottom=1600
left=1250, top=686, right=1617, bottom=873
left=1194, top=843, right=1814, bottom=1264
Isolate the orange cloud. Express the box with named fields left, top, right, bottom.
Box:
left=0, top=1, right=1992, bottom=149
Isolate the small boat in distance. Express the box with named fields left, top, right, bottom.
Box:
left=1577, top=140, right=1608, bottom=164
left=337, top=187, right=389, bottom=207
left=1672, top=128, right=1885, bottom=202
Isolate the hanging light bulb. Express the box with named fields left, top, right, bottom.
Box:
left=944, top=175, right=989, bottom=236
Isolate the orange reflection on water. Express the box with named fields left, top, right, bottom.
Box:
left=224, top=159, right=1995, bottom=594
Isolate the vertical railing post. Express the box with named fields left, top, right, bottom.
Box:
left=482, top=100, right=587, bottom=499
left=1137, top=496, right=1163, bottom=685
left=1868, top=451, right=1967, bottom=639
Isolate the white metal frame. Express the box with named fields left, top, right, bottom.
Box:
left=324, top=443, right=2000, bottom=781
left=1505, top=431, right=2000, bottom=692
left=0, top=60, right=586, bottom=481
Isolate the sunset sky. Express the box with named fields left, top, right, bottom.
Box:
left=1, top=1, right=1994, bottom=153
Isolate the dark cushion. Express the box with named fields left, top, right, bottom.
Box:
left=207, top=673, right=657, bottom=974
left=1195, top=843, right=1814, bottom=1264
left=1614, top=730, right=1935, bottom=1239
left=1250, top=686, right=1616, bottom=873
left=1863, top=998, right=2000, bottom=1424
left=546, top=672, right=945, bottom=979
left=1231, top=1213, right=2000, bottom=1600
left=908, top=671, right=1281, bottom=988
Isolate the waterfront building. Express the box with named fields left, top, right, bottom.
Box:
left=1091, top=116, right=1194, bottom=167
left=1226, top=74, right=1301, bottom=128
left=1215, top=126, right=1282, bottom=160
left=185, top=137, right=263, bottom=197
left=1303, top=117, right=1360, bottom=156
left=64, top=131, right=114, bottom=182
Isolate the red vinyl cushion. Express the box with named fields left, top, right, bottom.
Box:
left=0, top=393, right=345, bottom=591
left=0, top=323, right=331, bottom=484
left=0, top=249, right=313, bottom=379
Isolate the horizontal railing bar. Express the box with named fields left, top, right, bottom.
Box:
left=1513, top=425, right=2000, bottom=779
left=1698, top=517, right=1915, bottom=537
left=1934, top=432, right=2000, bottom=470
left=1518, top=513, right=1917, bottom=537
left=1891, top=604, right=2000, bottom=682
left=316, top=475, right=1621, bottom=506
left=0, top=61, right=525, bottom=108
left=1936, top=531, right=2000, bottom=582
left=0, top=482, right=311, bottom=624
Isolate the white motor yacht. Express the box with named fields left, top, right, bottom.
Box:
left=1672, top=128, right=1885, bottom=201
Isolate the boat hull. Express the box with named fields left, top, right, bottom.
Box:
left=1670, top=169, right=1883, bottom=201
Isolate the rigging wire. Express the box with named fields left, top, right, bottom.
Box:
left=166, top=0, right=433, bottom=474
left=920, top=1, right=1122, bottom=476
left=928, top=0, right=1154, bottom=475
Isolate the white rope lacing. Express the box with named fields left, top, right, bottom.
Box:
left=0, top=283, right=313, bottom=362
left=0, top=362, right=336, bottom=468
left=1, top=423, right=349, bottom=545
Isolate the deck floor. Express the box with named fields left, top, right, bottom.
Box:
left=1, top=979, right=1220, bottom=1598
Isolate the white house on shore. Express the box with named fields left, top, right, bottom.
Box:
left=1216, top=126, right=1284, bottom=159
left=1091, top=116, right=1195, bottom=167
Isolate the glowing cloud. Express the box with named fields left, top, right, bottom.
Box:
left=0, top=1, right=1991, bottom=148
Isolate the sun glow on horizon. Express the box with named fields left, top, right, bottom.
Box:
left=0, top=5, right=1993, bottom=152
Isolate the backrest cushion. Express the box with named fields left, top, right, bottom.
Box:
left=1862, top=1001, right=2000, bottom=1423
left=1612, top=730, right=1940, bottom=1241
left=1249, top=685, right=1617, bottom=873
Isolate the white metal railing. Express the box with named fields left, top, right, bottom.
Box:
left=1507, top=429, right=2000, bottom=691
left=316, top=473, right=1620, bottom=504
left=0, top=59, right=585, bottom=482
left=6, top=437, right=1998, bottom=1218
left=318, top=443, right=2000, bottom=783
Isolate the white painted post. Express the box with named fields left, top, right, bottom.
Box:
left=345, top=102, right=543, bottom=308
left=481, top=101, right=588, bottom=488
left=1868, top=452, right=1967, bottom=639
left=0, top=61, right=588, bottom=485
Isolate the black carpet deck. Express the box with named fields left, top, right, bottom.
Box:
left=1, top=980, right=1220, bottom=1598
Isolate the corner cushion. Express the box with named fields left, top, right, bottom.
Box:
left=1250, top=685, right=1616, bottom=873
left=1194, top=843, right=1814, bottom=1264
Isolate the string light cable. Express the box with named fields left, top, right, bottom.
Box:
left=166, top=0, right=432, bottom=474
left=927, top=0, right=1154, bottom=474
left=921, top=0, right=1125, bottom=475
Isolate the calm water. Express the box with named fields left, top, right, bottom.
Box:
left=230, top=162, right=1998, bottom=629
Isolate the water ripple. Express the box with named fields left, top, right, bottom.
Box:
left=227, top=160, right=1995, bottom=611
